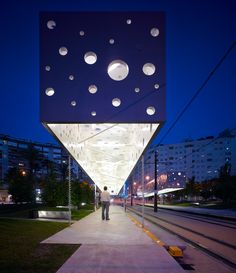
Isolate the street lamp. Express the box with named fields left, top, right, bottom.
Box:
left=131, top=177, right=133, bottom=206
left=68, top=155, right=72, bottom=225
left=154, top=151, right=158, bottom=212
left=131, top=181, right=137, bottom=206
left=145, top=175, right=150, bottom=181
left=145, top=150, right=158, bottom=212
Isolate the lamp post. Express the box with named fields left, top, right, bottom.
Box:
left=133, top=182, right=136, bottom=205
left=94, top=183, right=97, bottom=211
left=141, top=155, right=145, bottom=228
left=68, top=155, right=72, bottom=225
left=145, top=175, right=150, bottom=181
left=154, top=151, right=158, bottom=212
left=131, top=176, right=133, bottom=206
left=144, top=150, right=158, bottom=212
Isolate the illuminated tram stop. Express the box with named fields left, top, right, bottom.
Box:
left=40, top=12, right=166, bottom=196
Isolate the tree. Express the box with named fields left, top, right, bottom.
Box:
left=72, top=181, right=93, bottom=207
left=7, top=168, right=35, bottom=204
left=184, top=176, right=200, bottom=200
left=19, top=144, right=44, bottom=195
left=200, top=179, right=216, bottom=200
left=41, top=174, right=57, bottom=206
left=218, top=128, right=235, bottom=138
left=20, top=144, right=42, bottom=177
left=56, top=181, right=68, bottom=206
left=60, top=161, right=68, bottom=181
left=214, top=163, right=236, bottom=204
left=42, top=158, right=55, bottom=177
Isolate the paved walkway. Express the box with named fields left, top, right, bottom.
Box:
left=42, top=205, right=185, bottom=273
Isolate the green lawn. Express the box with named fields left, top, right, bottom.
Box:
left=0, top=205, right=94, bottom=273
left=72, top=209, right=93, bottom=220
left=0, top=219, right=78, bottom=273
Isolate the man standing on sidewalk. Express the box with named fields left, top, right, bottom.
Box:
left=101, top=186, right=110, bottom=220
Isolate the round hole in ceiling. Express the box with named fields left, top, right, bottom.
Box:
left=88, top=85, right=98, bottom=94
left=47, top=20, right=56, bottom=29
left=107, top=60, right=129, bottom=81
left=84, top=51, right=97, bottom=64
left=79, top=30, right=85, bottom=36
left=109, top=38, right=115, bottom=44
left=150, top=28, right=159, bottom=37
left=45, top=88, right=55, bottom=96
left=143, top=63, right=156, bottom=76
left=146, top=106, right=155, bottom=115
left=59, top=47, right=68, bottom=56
left=154, top=84, right=159, bottom=89
left=112, top=98, right=121, bottom=107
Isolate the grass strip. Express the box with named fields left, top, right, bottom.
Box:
left=0, top=219, right=79, bottom=273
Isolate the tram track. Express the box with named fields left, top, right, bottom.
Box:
left=137, top=203, right=236, bottom=228
left=156, top=208, right=236, bottom=230
left=127, top=206, right=236, bottom=271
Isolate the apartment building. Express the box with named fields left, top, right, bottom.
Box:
left=0, top=134, right=91, bottom=184
left=131, top=132, right=236, bottom=193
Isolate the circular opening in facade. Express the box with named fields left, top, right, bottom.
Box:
left=71, top=101, right=76, bottom=106
left=47, top=20, right=56, bottom=29
left=143, top=63, right=156, bottom=76
left=45, top=66, right=51, bottom=71
left=107, top=60, right=129, bottom=81
left=109, top=38, right=115, bottom=44
left=69, top=75, right=74, bottom=80
left=112, top=98, right=121, bottom=107
left=84, top=51, right=97, bottom=64
left=45, top=88, right=54, bottom=96
left=126, top=19, right=132, bottom=24
left=146, top=106, right=155, bottom=115
left=150, top=28, right=159, bottom=37
left=59, top=47, right=68, bottom=56
left=134, top=87, right=140, bottom=93
left=88, top=85, right=97, bottom=94
left=154, top=84, right=159, bottom=89
left=79, top=30, right=85, bottom=36
left=91, top=111, right=96, bottom=116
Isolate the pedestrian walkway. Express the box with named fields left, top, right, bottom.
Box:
left=42, top=205, right=185, bottom=273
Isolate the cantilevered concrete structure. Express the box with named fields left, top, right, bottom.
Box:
left=40, top=12, right=166, bottom=194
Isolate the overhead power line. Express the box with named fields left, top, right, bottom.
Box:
left=157, top=41, right=236, bottom=146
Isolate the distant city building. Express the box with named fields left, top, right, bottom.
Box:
left=0, top=134, right=91, bottom=185
left=130, top=131, right=236, bottom=194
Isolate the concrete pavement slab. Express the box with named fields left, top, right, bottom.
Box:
left=42, top=205, right=155, bottom=245
left=57, top=244, right=185, bottom=273
left=42, top=205, right=185, bottom=273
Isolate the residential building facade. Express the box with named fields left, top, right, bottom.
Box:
left=0, top=134, right=91, bottom=185
left=130, top=132, right=236, bottom=194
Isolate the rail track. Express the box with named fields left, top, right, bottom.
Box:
left=127, top=205, right=236, bottom=271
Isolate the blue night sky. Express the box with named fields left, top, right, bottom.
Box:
left=0, top=0, right=235, bottom=145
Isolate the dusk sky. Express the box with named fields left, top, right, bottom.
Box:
left=0, top=0, right=235, bottom=146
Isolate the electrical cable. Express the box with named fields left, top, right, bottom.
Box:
left=156, top=41, right=236, bottom=146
